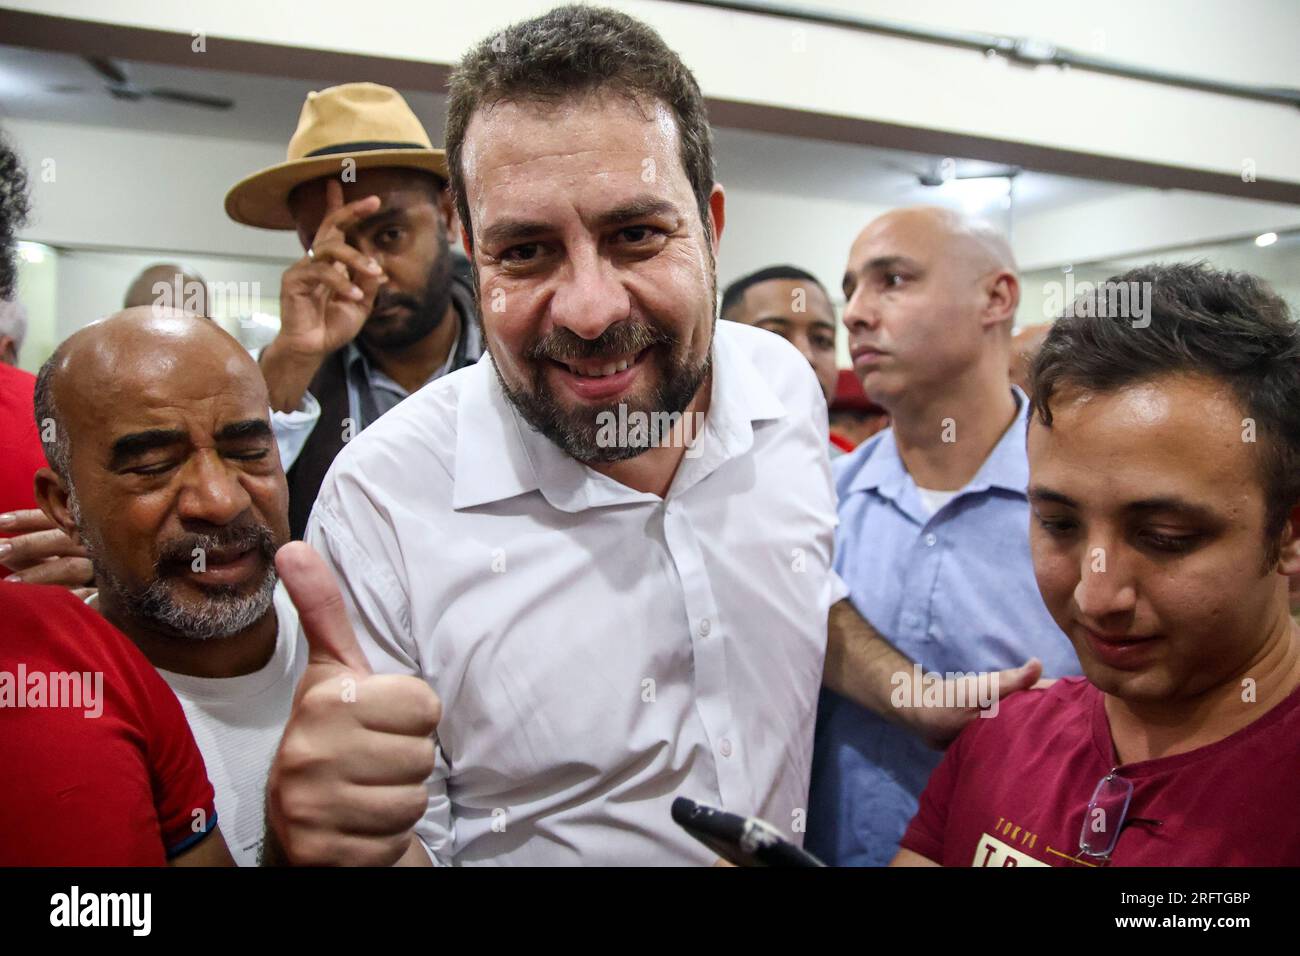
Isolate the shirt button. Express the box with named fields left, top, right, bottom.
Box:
left=720, top=738, right=733, bottom=758
left=924, top=533, right=937, bottom=547
left=699, top=618, right=712, bottom=638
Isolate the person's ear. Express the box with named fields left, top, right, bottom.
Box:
left=707, top=183, right=726, bottom=253
left=982, top=270, right=1020, bottom=330
left=33, top=466, right=81, bottom=544
left=1276, top=503, right=1300, bottom=577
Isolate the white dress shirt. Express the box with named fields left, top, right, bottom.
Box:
left=305, top=320, right=845, bottom=865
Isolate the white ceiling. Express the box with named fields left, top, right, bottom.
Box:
left=0, top=42, right=1133, bottom=218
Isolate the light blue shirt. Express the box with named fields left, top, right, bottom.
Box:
left=805, top=387, right=1080, bottom=866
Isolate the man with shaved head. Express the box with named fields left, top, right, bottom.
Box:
left=31, top=307, right=305, bottom=865
left=809, top=206, right=1080, bottom=865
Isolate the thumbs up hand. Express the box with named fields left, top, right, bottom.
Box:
left=266, top=542, right=441, bottom=866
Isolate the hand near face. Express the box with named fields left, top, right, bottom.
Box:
left=267, top=541, right=440, bottom=866
left=0, top=509, right=94, bottom=590
left=277, top=179, right=388, bottom=359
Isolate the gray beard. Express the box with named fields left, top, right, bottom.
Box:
left=71, top=486, right=278, bottom=642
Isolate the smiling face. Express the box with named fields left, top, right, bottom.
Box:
left=460, top=92, right=723, bottom=462
left=841, top=208, right=1015, bottom=410
left=50, top=310, right=290, bottom=640
left=1027, top=373, right=1292, bottom=703
left=290, top=167, right=457, bottom=352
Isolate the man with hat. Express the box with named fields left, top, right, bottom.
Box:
left=226, top=82, right=482, bottom=539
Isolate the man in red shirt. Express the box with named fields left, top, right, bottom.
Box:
left=0, top=581, right=233, bottom=864
left=896, top=262, right=1300, bottom=867
left=0, top=361, right=45, bottom=516
left=0, top=133, right=45, bottom=521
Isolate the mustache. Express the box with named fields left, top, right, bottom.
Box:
left=371, top=291, right=419, bottom=316
left=155, top=522, right=279, bottom=575
left=528, top=321, right=672, bottom=364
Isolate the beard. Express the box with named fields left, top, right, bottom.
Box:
left=72, top=490, right=280, bottom=642
left=358, top=229, right=455, bottom=352
left=494, top=310, right=715, bottom=464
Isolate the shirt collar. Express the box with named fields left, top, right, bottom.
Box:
left=964, top=386, right=1031, bottom=496
left=452, top=322, right=787, bottom=513
left=845, top=386, right=1030, bottom=501
left=343, top=341, right=402, bottom=395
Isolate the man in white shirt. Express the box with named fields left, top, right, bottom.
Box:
left=29, top=307, right=306, bottom=866
left=264, top=5, right=843, bottom=866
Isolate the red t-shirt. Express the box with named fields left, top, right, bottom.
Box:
left=0, top=582, right=217, bottom=865
left=0, top=363, right=45, bottom=519
left=901, top=676, right=1300, bottom=866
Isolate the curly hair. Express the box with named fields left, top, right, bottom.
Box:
left=0, top=131, right=31, bottom=301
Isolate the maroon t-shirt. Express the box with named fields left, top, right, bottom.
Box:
left=901, top=676, right=1300, bottom=866
left=0, top=582, right=217, bottom=864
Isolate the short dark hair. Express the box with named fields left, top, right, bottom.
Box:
left=445, top=4, right=715, bottom=248
left=1031, top=261, right=1300, bottom=563
left=720, top=265, right=828, bottom=321
left=1, top=131, right=31, bottom=301
left=34, top=340, right=71, bottom=481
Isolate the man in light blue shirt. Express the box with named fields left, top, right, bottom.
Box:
left=807, top=206, right=1080, bottom=866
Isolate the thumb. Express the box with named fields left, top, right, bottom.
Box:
left=994, top=657, right=1043, bottom=700
left=276, top=541, right=373, bottom=675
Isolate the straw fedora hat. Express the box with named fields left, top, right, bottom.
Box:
left=225, top=82, right=449, bottom=230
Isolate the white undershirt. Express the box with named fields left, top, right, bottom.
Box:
left=155, top=584, right=305, bottom=866
left=916, top=486, right=960, bottom=516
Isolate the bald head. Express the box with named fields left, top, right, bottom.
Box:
left=123, top=263, right=208, bottom=316
left=854, top=206, right=1015, bottom=280
left=36, top=308, right=266, bottom=481
left=32, top=306, right=289, bottom=646
left=840, top=205, right=1021, bottom=410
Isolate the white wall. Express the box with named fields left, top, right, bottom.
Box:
left=8, top=0, right=1299, bottom=186
left=1014, top=190, right=1300, bottom=272
left=7, top=117, right=300, bottom=260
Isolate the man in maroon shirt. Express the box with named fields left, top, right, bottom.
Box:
left=896, top=262, right=1300, bottom=867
